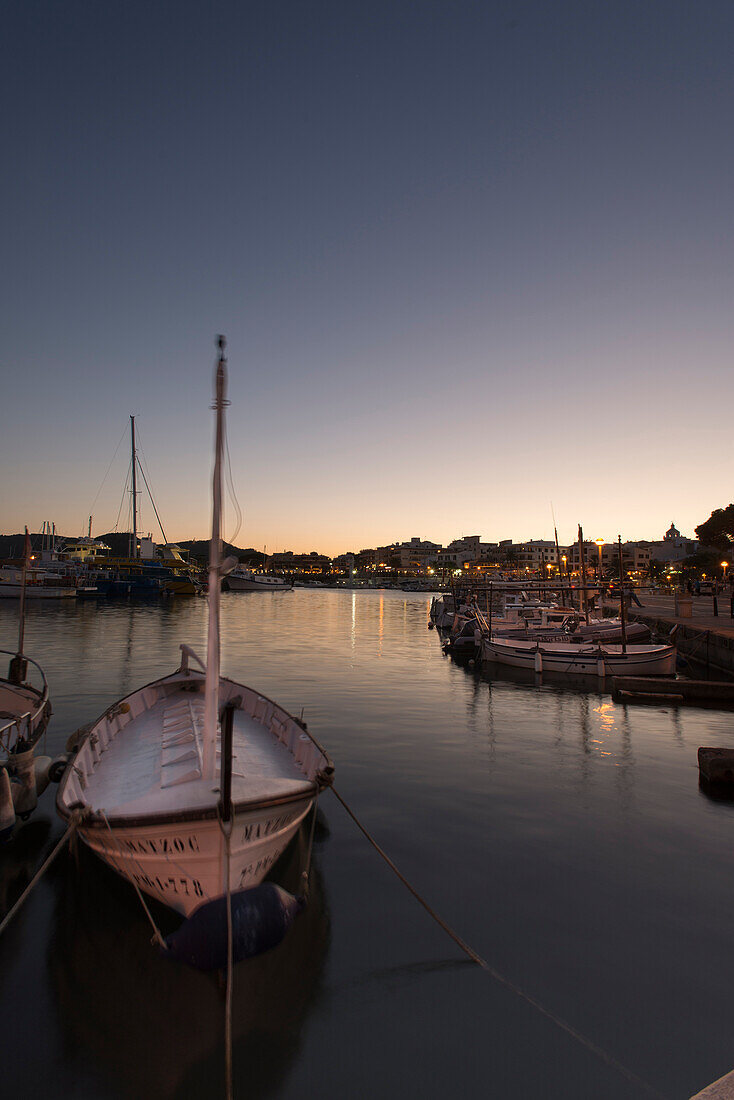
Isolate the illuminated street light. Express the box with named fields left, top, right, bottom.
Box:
left=721, top=560, right=729, bottom=581
left=595, top=538, right=605, bottom=582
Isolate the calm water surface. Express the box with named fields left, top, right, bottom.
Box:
left=2, top=589, right=734, bottom=1099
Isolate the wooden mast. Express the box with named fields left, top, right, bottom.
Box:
left=203, top=336, right=227, bottom=780
left=617, top=534, right=628, bottom=652
left=553, top=523, right=567, bottom=608
left=10, top=526, right=31, bottom=684
left=578, top=524, right=589, bottom=624
left=130, top=416, right=138, bottom=560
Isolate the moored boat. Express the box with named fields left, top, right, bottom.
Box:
left=56, top=338, right=333, bottom=916
left=0, top=566, right=77, bottom=599
left=1, top=533, right=54, bottom=838
left=225, top=568, right=293, bottom=592
left=482, top=637, right=676, bottom=677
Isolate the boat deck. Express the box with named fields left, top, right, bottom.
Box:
left=80, top=692, right=313, bottom=818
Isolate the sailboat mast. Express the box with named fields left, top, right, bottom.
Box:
left=202, top=336, right=227, bottom=780
left=578, top=524, right=590, bottom=625
left=17, top=526, right=29, bottom=664
left=130, top=416, right=138, bottom=560
left=617, top=535, right=628, bottom=653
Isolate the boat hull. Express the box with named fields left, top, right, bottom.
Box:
left=0, top=585, right=76, bottom=598
left=75, top=797, right=314, bottom=916
left=225, top=576, right=292, bottom=592
left=482, top=639, right=677, bottom=677
left=57, top=664, right=333, bottom=917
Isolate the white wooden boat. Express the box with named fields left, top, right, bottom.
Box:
left=482, top=637, right=676, bottom=677
left=225, top=569, right=292, bottom=592
left=56, top=656, right=332, bottom=914
left=0, top=651, right=51, bottom=761
left=57, top=338, right=333, bottom=916
left=0, top=567, right=76, bottom=599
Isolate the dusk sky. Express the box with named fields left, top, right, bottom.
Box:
left=3, top=1, right=733, bottom=555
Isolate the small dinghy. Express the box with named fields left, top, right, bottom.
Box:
left=57, top=339, right=333, bottom=917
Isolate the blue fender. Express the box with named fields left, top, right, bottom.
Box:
left=163, top=883, right=304, bottom=970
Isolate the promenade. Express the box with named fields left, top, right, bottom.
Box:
left=603, top=592, right=734, bottom=677
left=626, top=592, right=734, bottom=639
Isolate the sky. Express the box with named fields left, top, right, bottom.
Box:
left=2, top=0, right=733, bottom=555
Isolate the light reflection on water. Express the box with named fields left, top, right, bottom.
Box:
left=1, top=590, right=734, bottom=1098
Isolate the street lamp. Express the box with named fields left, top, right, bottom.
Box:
left=721, top=561, right=729, bottom=583
left=595, top=538, right=605, bottom=582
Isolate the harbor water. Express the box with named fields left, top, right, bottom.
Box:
left=2, top=589, right=734, bottom=1099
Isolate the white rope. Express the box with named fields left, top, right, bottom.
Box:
left=99, top=811, right=167, bottom=949
left=218, top=811, right=234, bottom=1100
left=330, top=787, right=666, bottom=1100
left=300, top=795, right=319, bottom=902
left=0, top=820, right=77, bottom=937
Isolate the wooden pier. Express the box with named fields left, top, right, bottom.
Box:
left=612, top=677, right=734, bottom=707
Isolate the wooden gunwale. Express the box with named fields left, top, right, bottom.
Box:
left=56, top=666, right=334, bottom=828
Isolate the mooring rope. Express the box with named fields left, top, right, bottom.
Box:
left=217, top=810, right=234, bottom=1100
left=99, top=810, right=167, bottom=950
left=330, top=786, right=666, bottom=1100
left=330, top=786, right=486, bottom=967
left=300, top=795, right=319, bottom=902
left=0, top=819, right=77, bottom=937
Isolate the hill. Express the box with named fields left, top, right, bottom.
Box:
left=0, top=531, right=266, bottom=567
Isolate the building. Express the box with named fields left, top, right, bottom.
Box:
left=332, top=553, right=355, bottom=573
left=641, top=522, right=699, bottom=564
left=436, top=535, right=484, bottom=568
left=568, top=541, right=651, bottom=576
left=355, top=548, right=378, bottom=571
left=513, top=540, right=558, bottom=571
left=372, top=538, right=442, bottom=572
left=268, top=550, right=331, bottom=573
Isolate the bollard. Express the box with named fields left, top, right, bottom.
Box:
left=713, top=596, right=718, bottom=617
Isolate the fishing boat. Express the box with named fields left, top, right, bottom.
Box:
left=0, top=654, right=51, bottom=759
left=0, top=566, right=77, bottom=599
left=1, top=533, right=54, bottom=839
left=224, top=568, right=293, bottom=592
left=482, top=637, right=676, bottom=677
left=57, top=338, right=333, bottom=917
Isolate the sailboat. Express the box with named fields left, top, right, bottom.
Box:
left=57, top=338, right=334, bottom=916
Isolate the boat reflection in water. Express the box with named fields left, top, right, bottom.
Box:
left=48, top=817, right=330, bottom=1099
left=0, top=818, right=53, bottom=914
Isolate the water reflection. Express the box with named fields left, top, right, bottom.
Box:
left=0, top=818, right=52, bottom=916
left=47, top=823, right=329, bottom=1099
left=5, top=592, right=734, bottom=1099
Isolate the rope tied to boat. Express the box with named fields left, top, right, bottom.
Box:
left=300, top=794, right=319, bottom=904
left=329, top=786, right=667, bottom=1100
left=0, top=807, right=89, bottom=938
left=99, top=809, right=167, bottom=951
left=329, top=785, right=487, bottom=968
left=217, top=803, right=235, bottom=1100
